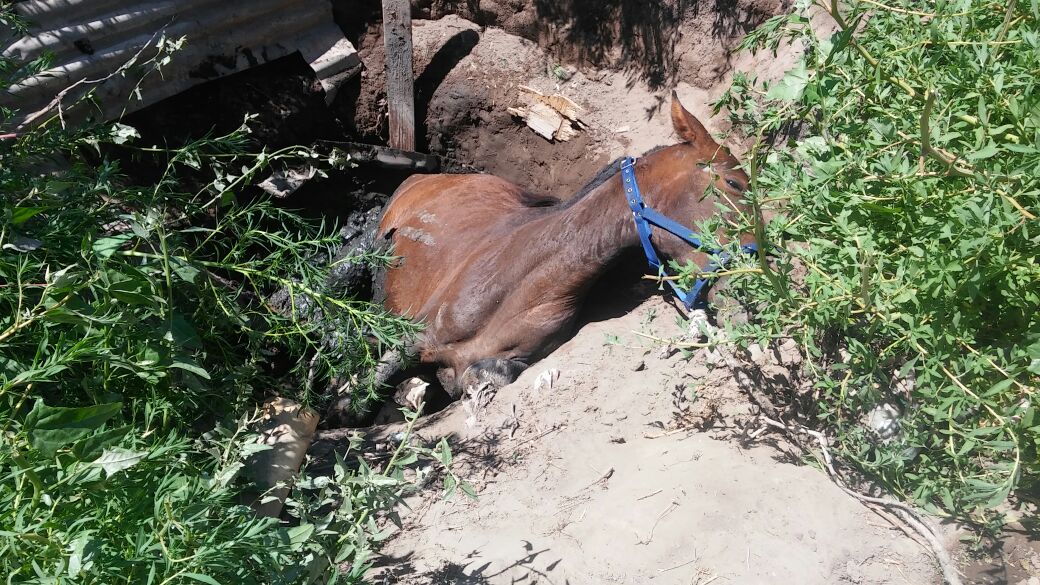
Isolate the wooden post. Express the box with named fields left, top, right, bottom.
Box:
left=381, top=0, right=415, bottom=151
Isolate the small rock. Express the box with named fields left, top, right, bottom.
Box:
left=747, top=342, right=770, bottom=366
left=610, top=436, right=626, bottom=444
left=4, top=236, right=43, bottom=252
left=704, top=348, right=726, bottom=367
left=258, top=165, right=318, bottom=198
left=865, top=403, right=902, bottom=442
left=776, top=338, right=803, bottom=366
left=393, top=377, right=429, bottom=412
left=552, top=64, right=576, bottom=80
left=632, top=360, right=646, bottom=372
left=685, top=309, right=713, bottom=339
left=657, top=344, right=678, bottom=360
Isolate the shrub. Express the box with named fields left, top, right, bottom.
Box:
left=713, top=0, right=1039, bottom=521
left=0, top=21, right=460, bottom=583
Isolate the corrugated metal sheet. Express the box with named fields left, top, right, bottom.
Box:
left=1, top=0, right=361, bottom=130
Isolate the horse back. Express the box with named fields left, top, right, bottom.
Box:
left=375, top=174, right=550, bottom=319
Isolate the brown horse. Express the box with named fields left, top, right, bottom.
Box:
left=327, top=92, right=755, bottom=425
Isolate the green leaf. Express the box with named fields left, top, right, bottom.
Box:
left=23, top=400, right=123, bottom=457
left=11, top=206, right=47, bottom=225
left=170, top=256, right=201, bottom=283
left=92, top=233, right=134, bottom=259
left=169, top=357, right=211, bottom=380
left=437, top=438, right=452, bottom=468
left=766, top=61, right=809, bottom=101
left=169, top=314, right=202, bottom=349
left=966, top=142, right=999, bottom=160
left=394, top=451, right=418, bottom=467
left=67, top=533, right=96, bottom=576
left=72, top=425, right=131, bottom=461
left=283, top=523, right=315, bottom=549
left=109, top=276, right=155, bottom=307
left=181, top=574, right=222, bottom=585
left=984, top=378, right=1014, bottom=397
left=93, top=447, right=146, bottom=477
left=335, top=541, right=356, bottom=563
left=214, top=462, right=244, bottom=488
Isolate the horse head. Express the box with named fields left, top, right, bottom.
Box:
left=634, top=92, right=754, bottom=268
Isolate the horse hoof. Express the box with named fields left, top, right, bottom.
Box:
left=456, top=358, right=528, bottom=398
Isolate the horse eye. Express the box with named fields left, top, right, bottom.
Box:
left=725, top=178, right=744, bottom=191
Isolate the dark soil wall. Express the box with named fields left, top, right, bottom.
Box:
left=406, top=0, right=788, bottom=89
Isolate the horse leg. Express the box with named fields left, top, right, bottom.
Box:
left=455, top=358, right=529, bottom=398
left=325, top=343, right=416, bottom=427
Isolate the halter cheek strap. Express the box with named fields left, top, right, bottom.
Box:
left=620, top=156, right=758, bottom=309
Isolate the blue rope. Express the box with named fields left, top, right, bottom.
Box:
left=620, top=156, right=758, bottom=309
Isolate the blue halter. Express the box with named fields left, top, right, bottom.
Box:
left=620, top=156, right=758, bottom=309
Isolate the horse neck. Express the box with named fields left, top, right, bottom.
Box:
left=549, top=171, right=638, bottom=284
left=555, top=148, right=682, bottom=264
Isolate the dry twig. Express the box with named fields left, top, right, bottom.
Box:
left=20, top=28, right=168, bottom=129
left=636, top=499, right=679, bottom=545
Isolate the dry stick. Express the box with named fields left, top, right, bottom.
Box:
left=644, top=427, right=695, bottom=439
left=637, top=489, right=663, bottom=501
left=507, top=424, right=563, bottom=452
left=641, top=267, right=762, bottom=282
left=20, top=28, right=165, bottom=129
left=856, top=0, right=936, bottom=17
left=658, top=554, right=699, bottom=573
left=636, top=499, right=679, bottom=545
left=756, top=417, right=963, bottom=585
left=632, top=330, right=709, bottom=349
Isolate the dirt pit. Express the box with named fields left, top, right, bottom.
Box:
left=347, top=4, right=810, bottom=195
left=303, top=6, right=1040, bottom=582
left=303, top=8, right=1031, bottom=584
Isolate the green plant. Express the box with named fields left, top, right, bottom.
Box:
left=712, top=0, right=1039, bottom=520
left=0, top=16, right=460, bottom=583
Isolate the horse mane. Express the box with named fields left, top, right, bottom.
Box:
left=515, top=145, right=671, bottom=209
left=516, top=191, right=563, bottom=207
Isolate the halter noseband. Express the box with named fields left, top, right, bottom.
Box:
left=620, top=156, right=758, bottom=310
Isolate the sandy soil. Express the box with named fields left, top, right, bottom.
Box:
left=316, top=286, right=942, bottom=584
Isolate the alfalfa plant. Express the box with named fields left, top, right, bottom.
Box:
left=712, top=0, right=1039, bottom=524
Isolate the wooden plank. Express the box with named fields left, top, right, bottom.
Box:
left=381, top=0, right=415, bottom=151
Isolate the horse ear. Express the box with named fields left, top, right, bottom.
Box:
left=671, top=91, right=717, bottom=148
